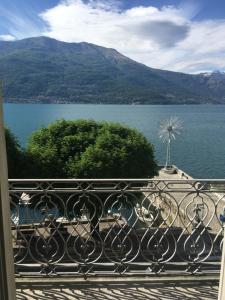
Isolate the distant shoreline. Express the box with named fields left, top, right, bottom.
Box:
left=4, top=100, right=224, bottom=105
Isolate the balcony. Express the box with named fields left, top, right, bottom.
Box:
left=16, top=280, right=219, bottom=299
left=7, top=177, right=224, bottom=298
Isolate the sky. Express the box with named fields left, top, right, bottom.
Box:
left=0, top=0, right=225, bottom=73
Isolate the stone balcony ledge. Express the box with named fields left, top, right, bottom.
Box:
left=16, top=279, right=219, bottom=300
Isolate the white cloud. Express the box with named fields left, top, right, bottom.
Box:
left=0, top=34, right=16, bottom=41
left=40, top=0, right=225, bottom=73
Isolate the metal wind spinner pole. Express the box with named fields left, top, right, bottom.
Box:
left=165, top=131, right=171, bottom=168
left=159, top=117, right=182, bottom=170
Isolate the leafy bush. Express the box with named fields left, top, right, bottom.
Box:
left=5, top=128, right=24, bottom=178
left=27, top=119, right=158, bottom=178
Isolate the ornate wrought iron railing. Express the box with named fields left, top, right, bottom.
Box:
left=9, top=179, right=225, bottom=277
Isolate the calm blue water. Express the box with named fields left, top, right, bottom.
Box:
left=3, top=104, right=225, bottom=179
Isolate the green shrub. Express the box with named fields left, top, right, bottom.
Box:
left=27, top=119, right=158, bottom=178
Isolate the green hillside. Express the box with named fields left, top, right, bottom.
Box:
left=0, top=36, right=225, bottom=104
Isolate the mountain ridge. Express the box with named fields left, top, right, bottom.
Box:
left=0, top=36, right=225, bottom=104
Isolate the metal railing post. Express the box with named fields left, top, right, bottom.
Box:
left=0, top=83, right=16, bottom=300
left=218, top=224, right=225, bottom=300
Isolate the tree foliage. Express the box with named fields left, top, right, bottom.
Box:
left=5, top=128, right=24, bottom=178
left=27, top=119, right=158, bottom=179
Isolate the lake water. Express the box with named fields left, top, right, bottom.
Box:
left=3, top=104, right=225, bottom=179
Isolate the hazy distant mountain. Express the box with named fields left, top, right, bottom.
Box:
left=196, top=71, right=225, bottom=97
left=0, top=36, right=224, bottom=104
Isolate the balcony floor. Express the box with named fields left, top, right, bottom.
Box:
left=16, top=281, right=219, bottom=300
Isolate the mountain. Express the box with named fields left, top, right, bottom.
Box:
left=0, top=36, right=225, bottom=104
left=197, top=71, right=225, bottom=97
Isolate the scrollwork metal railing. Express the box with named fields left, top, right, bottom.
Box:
left=9, top=179, right=225, bottom=276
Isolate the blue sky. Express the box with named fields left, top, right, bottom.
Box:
left=1, top=0, right=225, bottom=73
